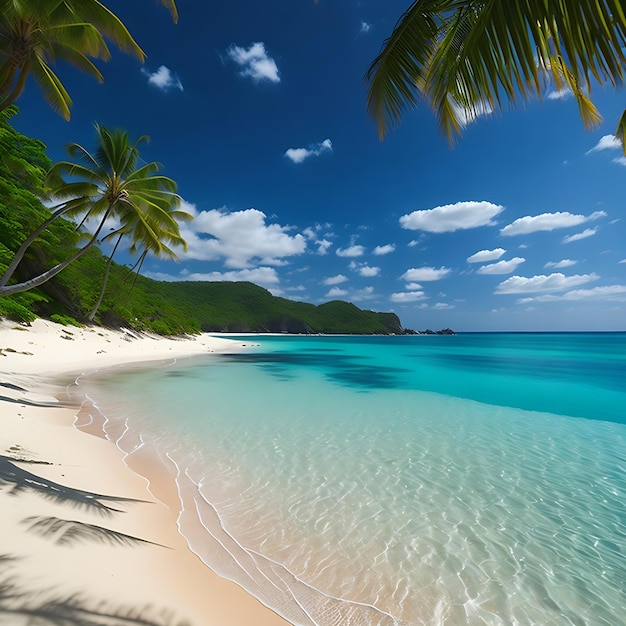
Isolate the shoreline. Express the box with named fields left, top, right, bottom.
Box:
left=0, top=318, right=292, bottom=626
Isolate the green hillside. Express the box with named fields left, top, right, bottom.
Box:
left=0, top=107, right=405, bottom=335
left=1, top=247, right=405, bottom=335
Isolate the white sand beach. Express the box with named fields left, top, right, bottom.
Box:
left=0, top=318, right=291, bottom=626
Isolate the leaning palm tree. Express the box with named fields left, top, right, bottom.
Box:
left=0, top=0, right=178, bottom=119
left=86, top=195, right=191, bottom=321
left=0, top=124, right=188, bottom=297
left=366, top=0, right=626, bottom=148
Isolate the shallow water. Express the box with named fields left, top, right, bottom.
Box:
left=77, top=333, right=626, bottom=625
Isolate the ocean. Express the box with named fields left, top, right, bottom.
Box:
left=77, top=333, right=626, bottom=626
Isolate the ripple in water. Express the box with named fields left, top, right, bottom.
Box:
left=75, top=336, right=626, bottom=626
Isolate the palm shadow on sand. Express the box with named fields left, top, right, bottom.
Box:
left=0, top=455, right=191, bottom=625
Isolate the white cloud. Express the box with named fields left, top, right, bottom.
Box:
left=401, top=267, right=451, bottom=282
left=586, top=135, right=622, bottom=154
left=226, top=42, right=280, bottom=83
left=406, top=282, right=423, bottom=290
left=467, top=248, right=506, bottom=263
left=620, top=259, right=626, bottom=264
left=495, top=272, right=599, bottom=294
left=336, top=245, right=365, bottom=257
left=352, top=286, right=375, bottom=301
left=501, top=211, right=606, bottom=236
left=325, top=287, right=348, bottom=298
left=448, top=97, right=493, bottom=129
left=315, top=239, right=332, bottom=255
left=544, top=259, right=577, bottom=269
left=518, top=285, right=626, bottom=303
left=142, top=65, right=183, bottom=91
left=373, top=244, right=395, bottom=255
left=285, top=139, right=332, bottom=164
left=400, top=201, right=504, bottom=233
left=390, top=291, right=427, bottom=303
left=613, top=156, right=626, bottom=167
left=477, top=257, right=526, bottom=275
left=180, top=205, right=306, bottom=268
left=147, top=267, right=280, bottom=286
left=303, top=225, right=333, bottom=254
left=360, top=21, right=371, bottom=33
left=323, top=274, right=348, bottom=285
left=433, top=302, right=454, bottom=310
left=357, top=265, right=380, bottom=277
left=562, top=228, right=598, bottom=244
left=547, top=87, right=573, bottom=100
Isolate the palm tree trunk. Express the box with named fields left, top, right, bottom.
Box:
left=0, top=197, right=86, bottom=287
left=0, top=207, right=113, bottom=296
left=87, top=233, right=124, bottom=322
left=0, top=62, right=30, bottom=114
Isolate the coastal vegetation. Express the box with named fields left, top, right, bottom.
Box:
left=0, top=108, right=403, bottom=334
left=366, top=0, right=626, bottom=147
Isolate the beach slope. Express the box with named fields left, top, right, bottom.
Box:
left=0, top=319, right=290, bottom=626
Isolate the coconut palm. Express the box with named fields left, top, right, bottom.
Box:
left=366, top=0, right=626, bottom=148
left=0, top=124, right=189, bottom=297
left=0, top=0, right=178, bottom=119
left=86, top=195, right=191, bottom=322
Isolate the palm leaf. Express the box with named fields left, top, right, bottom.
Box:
left=23, top=516, right=165, bottom=548
left=366, top=0, right=626, bottom=140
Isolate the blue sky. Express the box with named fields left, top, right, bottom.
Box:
left=11, top=0, right=626, bottom=331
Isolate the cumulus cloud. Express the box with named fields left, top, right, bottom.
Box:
left=303, top=225, right=333, bottom=254
left=285, top=139, right=332, bottom=164
left=400, top=201, right=504, bottom=233
left=373, top=244, right=395, bottom=255
left=448, top=98, right=493, bottom=129
left=314, top=239, right=332, bottom=255
left=501, top=211, right=606, bottom=236
left=326, top=287, right=348, bottom=298
left=336, top=245, right=365, bottom=257
left=401, top=267, right=451, bottom=282
left=518, top=285, right=626, bottom=303
left=477, top=257, right=526, bottom=275
left=360, top=21, right=371, bottom=33
left=562, top=228, right=598, bottom=244
left=433, top=302, right=454, bottom=310
left=545, top=259, right=577, bottom=269
left=323, top=274, right=348, bottom=285
left=390, top=291, right=428, bottom=303
left=495, top=272, right=599, bottom=294
left=547, top=87, right=573, bottom=100
left=142, top=65, right=183, bottom=91
left=226, top=42, right=280, bottom=83
left=147, top=267, right=280, bottom=286
left=180, top=205, right=306, bottom=268
left=467, top=248, right=506, bottom=263
left=586, top=135, right=622, bottom=154
left=352, top=286, right=375, bottom=302
left=349, top=262, right=380, bottom=277
left=406, top=282, right=422, bottom=290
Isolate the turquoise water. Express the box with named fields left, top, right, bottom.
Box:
left=79, top=333, right=626, bottom=625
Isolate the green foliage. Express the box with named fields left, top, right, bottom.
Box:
left=49, top=314, right=82, bottom=327
left=0, top=295, right=37, bottom=322
left=0, top=108, right=403, bottom=336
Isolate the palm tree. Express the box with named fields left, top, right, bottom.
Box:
left=0, top=124, right=189, bottom=297
left=0, top=0, right=178, bottom=119
left=366, top=1, right=626, bottom=149
left=86, top=193, right=191, bottom=322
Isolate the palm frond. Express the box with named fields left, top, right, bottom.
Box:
left=23, top=516, right=165, bottom=548
left=366, top=0, right=626, bottom=141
